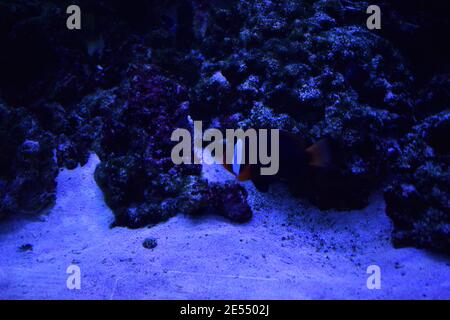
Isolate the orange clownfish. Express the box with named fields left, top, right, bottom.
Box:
left=222, top=130, right=332, bottom=192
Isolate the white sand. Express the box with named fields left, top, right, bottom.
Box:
left=0, top=154, right=449, bottom=300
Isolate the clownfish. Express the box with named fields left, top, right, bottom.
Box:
left=222, top=130, right=332, bottom=192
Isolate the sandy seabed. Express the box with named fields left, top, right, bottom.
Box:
left=0, top=154, right=449, bottom=300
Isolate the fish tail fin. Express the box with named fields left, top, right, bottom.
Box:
left=306, top=138, right=332, bottom=168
